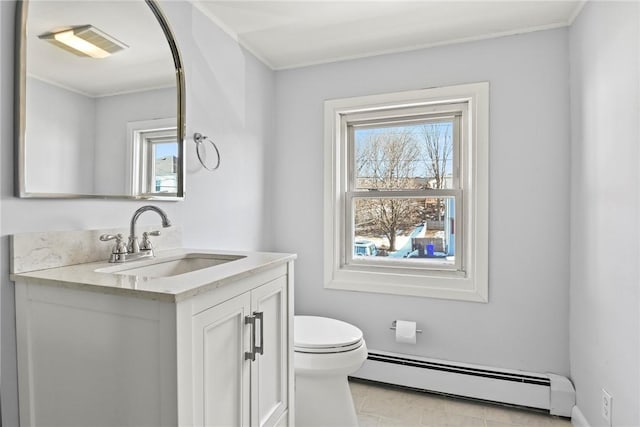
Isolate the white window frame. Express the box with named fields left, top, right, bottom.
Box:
left=323, top=82, right=489, bottom=302
left=127, top=118, right=177, bottom=197
left=345, top=106, right=465, bottom=272
left=143, top=132, right=178, bottom=194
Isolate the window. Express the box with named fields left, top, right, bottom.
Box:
left=142, top=130, right=178, bottom=194
left=127, top=118, right=179, bottom=197
left=323, top=83, right=489, bottom=302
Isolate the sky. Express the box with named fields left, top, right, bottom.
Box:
left=354, top=121, right=454, bottom=180
left=154, top=141, right=178, bottom=159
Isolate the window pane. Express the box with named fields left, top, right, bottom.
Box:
left=352, top=197, right=456, bottom=266
left=354, top=122, right=455, bottom=191
left=152, top=141, right=178, bottom=193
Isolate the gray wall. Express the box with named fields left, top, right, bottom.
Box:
left=0, top=1, right=275, bottom=425
left=25, top=77, right=95, bottom=194
left=271, top=29, right=571, bottom=375
left=93, top=87, right=176, bottom=195
left=569, top=2, right=640, bottom=426
left=24, top=79, right=176, bottom=196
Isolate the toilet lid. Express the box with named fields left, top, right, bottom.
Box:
left=294, top=316, right=364, bottom=353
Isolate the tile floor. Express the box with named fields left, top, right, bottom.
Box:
left=349, top=380, right=571, bottom=427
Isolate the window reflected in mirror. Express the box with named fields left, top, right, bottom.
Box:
left=128, top=118, right=178, bottom=197
left=146, top=133, right=178, bottom=195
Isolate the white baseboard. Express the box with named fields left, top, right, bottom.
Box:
left=571, top=406, right=591, bottom=427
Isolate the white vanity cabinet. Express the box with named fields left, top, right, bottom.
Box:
left=190, top=275, right=289, bottom=427
left=13, top=250, right=295, bottom=427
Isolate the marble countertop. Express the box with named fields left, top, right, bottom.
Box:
left=11, top=248, right=296, bottom=303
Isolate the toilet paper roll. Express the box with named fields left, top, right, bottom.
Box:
left=395, top=320, right=417, bottom=344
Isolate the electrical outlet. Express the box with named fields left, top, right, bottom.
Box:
left=602, top=388, right=612, bottom=426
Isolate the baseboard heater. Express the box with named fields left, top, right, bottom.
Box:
left=351, top=350, right=575, bottom=417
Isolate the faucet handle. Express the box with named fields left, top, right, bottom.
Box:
left=100, top=234, right=127, bottom=254
left=140, top=231, right=160, bottom=251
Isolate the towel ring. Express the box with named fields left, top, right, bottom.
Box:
left=193, top=132, right=220, bottom=171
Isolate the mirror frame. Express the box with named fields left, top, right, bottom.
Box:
left=14, top=0, right=186, bottom=200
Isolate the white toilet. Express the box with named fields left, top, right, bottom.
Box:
left=294, top=315, right=368, bottom=427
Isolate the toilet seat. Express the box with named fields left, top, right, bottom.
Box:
left=294, top=316, right=364, bottom=354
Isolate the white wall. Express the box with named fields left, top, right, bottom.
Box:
left=271, top=29, right=571, bottom=375
left=25, top=77, right=95, bottom=194
left=0, top=1, right=275, bottom=425
left=569, top=2, right=640, bottom=426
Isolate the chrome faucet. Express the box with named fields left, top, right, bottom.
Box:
left=100, top=205, right=172, bottom=263
left=128, top=205, right=172, bottom=253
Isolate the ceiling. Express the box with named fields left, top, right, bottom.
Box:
left=193, top=1, right=583, bottom=70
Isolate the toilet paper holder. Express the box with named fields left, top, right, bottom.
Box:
left=390, top=320, right=422, bottom=333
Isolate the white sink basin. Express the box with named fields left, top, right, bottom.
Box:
left=97, top=253, right=246, bottom=278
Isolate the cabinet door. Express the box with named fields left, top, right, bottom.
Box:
left=251, top=276, right=288, bottom=427
left=193, top=292, right=252, bottom=427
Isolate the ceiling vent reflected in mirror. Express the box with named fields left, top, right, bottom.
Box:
left=38, top=25, right=128, bottom=59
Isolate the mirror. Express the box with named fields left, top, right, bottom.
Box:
left=15, top=0, right=185, bottom=199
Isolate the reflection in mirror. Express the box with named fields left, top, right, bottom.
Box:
left=16, top=0, right=185, bottom=199
left=127, top=118, right=178, bottom=196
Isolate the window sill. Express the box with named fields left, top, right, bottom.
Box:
left=325, top=268, right=488, bottom=302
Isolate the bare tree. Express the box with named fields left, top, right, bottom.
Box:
left=418, top=123, right=453, bottom=221
left=419, top=123, right=453, bottom=190
left=355, top=131, right=422, bottom=251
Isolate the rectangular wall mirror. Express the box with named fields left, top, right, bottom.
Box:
left=15, top=0, right=185, bottom=199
